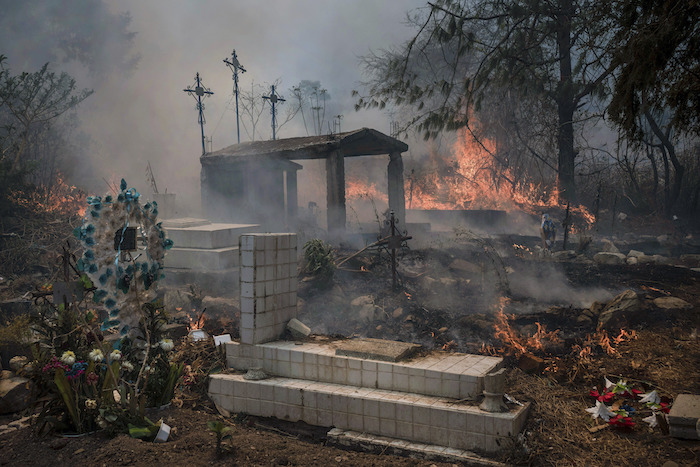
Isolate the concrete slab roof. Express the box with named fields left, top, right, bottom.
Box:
left=201, top=127, right=408, bottom=166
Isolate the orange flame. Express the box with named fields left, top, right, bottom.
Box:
left=188, top=310, right=205, bottom=331
left=11, top=173, right=86, bottom=217
left=491, top=297, right=562, bottom=357
left=346, top=178, right=387, bottom=203
left=574, top=327, right=637, bottom=360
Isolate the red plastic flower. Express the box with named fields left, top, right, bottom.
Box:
left=589, top=388, right=614, bottom=403
left=608, top=414, right=636, bottom=428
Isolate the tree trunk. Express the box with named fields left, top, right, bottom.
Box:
left=645, top=110, right=684, bottom=216
left=555, top=0, right=577, bottom=204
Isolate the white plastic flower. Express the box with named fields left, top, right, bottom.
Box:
left=642, top=413, right=658, bottom=428
left=639, top=390, right=661, bottom=405
left=585, top=400, right=614, bottom=422
left=110, top=349, right=122, bottom=361
left=121, top=361, right=134, bottom=371
left=89, top=349, right=104, bottom=362
left=85, top=399, right=97, bottom=410
left=159, top=338, right=174, bottom=351
left=61, top=351, right=76, bottom=365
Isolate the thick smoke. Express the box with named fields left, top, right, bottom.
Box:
left=2, top=0, right=427, bottom=213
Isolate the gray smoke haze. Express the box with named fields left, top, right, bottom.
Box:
left=1, top=0, right=429, bottom=214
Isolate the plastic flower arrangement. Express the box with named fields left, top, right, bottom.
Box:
left=73, top=178, right=173, bottom=336
left=28, top=179, right=181, bottom=436
left=585, top=377, right=673, bottom=431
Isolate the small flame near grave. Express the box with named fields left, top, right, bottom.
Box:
left=187, top=309, right=208, bottom=341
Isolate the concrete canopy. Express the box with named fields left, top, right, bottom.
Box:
left=200, top=128, right=408, bottom=233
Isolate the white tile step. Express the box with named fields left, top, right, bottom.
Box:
left=209, top=373, right=529, bottom=454
left=226, top=340, right=503, bottom=400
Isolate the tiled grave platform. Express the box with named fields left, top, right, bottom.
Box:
left=209, top=372, right=529, bottom=453
left=207, top=232, right=529, bottom=455
left=225, top=340, right=502, bottom=400
left=162, top=219, right=260, bottom=294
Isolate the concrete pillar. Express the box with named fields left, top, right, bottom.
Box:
left=239, top=233, right=298, bottom=345
left=325, top=150, right=346, bottom=233
left=388, top=152, right=406, bottom=227
left=286, top=170, right=298, bottom=223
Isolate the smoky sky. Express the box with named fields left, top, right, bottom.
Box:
left=1, top=0, right=428, bottom=211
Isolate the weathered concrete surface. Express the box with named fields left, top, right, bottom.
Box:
left=335, top=338, right=421, bottom=362
left=668, top=394, right=700, bottom=440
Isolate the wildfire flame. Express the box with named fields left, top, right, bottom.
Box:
left=11, top=173, right=86, bottom=217
left=346, top=129, right=595, bottom=230
left=188, top=310, right=206, bottom=331
left=491, top=297, right=562, bottom=357
left=574, top=327, right=637, bottom=360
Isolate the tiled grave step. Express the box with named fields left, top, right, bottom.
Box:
left=208, top=374, right=529, bottom=454
left=165, top=245, right=238, bottom=270
left=162, top=268, right=238, bottom=296
left=166, top=222, right=260, bottom=249
left=225, top=340, right=503, bottom=401
left=327, top=428, right=507, bottom=466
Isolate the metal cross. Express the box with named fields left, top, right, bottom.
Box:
left=183, top=72, right=214, bottom=155
left=262, top=84, right=285, bottom=140
left=223, top=49, right=246, bottom=144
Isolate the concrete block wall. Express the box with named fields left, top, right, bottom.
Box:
left=225, top=341, right=503, bottom=400
left=239, top=233, right=298, bottom=345
left=209, top=374, right=530, bottom=454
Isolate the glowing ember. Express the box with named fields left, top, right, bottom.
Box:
left=11, top=173, right=86, bottom=217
